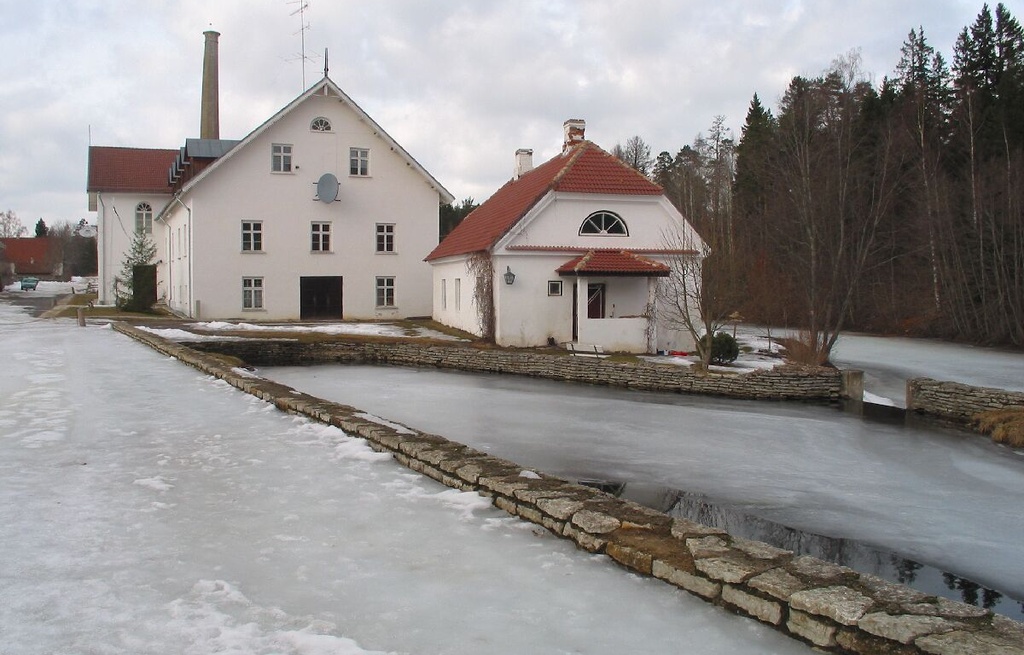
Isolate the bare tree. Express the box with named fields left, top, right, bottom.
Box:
left=767, top=52, right=907, bottom=364
left=0, top=210, right=27, bottom=238
left=657, top=221, right=743, bottom=366
left=612, top=135, right=654, bottom=176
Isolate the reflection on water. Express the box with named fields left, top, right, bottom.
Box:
left=579, top=480, right=1024, bottom=621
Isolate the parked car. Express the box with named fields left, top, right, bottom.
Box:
left=20, top=277, right=39, bottom=291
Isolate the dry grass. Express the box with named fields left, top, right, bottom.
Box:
left=975, top=408, right=1024, bottom=448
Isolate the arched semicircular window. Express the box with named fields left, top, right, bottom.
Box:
left=579, top=210, right=628, bottom=236
left=135, top=202, right=153, bottom=234
left=310, top=116, right=332, bottom=132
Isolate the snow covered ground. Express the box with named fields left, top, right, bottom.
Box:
left=0, top=300, right=812, bottom=654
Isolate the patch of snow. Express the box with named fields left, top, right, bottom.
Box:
left=863, top=391, right=897, bottom=407
left=188, top=320, right=466, bottom=341
left=353, top=411, right=417, bottom=435
left=138, top=326, right=248, bottom=342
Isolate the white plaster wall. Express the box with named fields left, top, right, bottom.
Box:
left=503, top=193, right=701, bottom=252
left=492, top=253, right=576, bottom=347
left=179, top=92, right=441, bottom=320
left=160, top=198, right=193, bottom=316
left=430, top=257, right=481, bottom=336
left=95, top=191, right=169, bottom=306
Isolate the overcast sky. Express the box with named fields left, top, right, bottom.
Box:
left=0, top=0, right=992, bottom=228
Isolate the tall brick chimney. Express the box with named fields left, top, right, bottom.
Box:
left=200, top=30, right=220, bottom=140
left=563, top=118, right=586, bottom=152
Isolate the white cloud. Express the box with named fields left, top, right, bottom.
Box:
left=0, top=0, right=987, bottom=222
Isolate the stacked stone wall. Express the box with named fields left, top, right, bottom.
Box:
left=113, top=324, right=1024, bottom=654
left=908, top=378, right=1024, bottom=423
left=186, top=339, right=846, bottom=401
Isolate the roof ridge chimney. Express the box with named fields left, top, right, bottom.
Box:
left=513, top=148, right=533, bottom=180
left=563, top=118, right=586, bottom=153
left=200, top=30, right=220, bottom=140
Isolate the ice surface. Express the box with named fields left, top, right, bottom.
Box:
left=262, top=363, right=1024, bottom=606
left=0, top=301, right=812, bottom=654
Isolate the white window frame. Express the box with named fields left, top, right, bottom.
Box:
left=454, top=278, right=461, bottom=311
left=241, top=220, right=263, bottom=252
left=375, top=223, right=395, bottom=253
left=242, top=277, right=264, bottom=310
left=350, top=147, right=370, bottom=176
left=376, top=276, right=395, bottom=307
left=441, top=279, right=447, bottom=310
left=548, top=280, right=563, bottom=296
left=272, top=143, right=293, bottom=173
left=311, top=222, right=331, bottom=252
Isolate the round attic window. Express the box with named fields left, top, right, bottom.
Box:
left=310, top=117, right=332, bottom=132
left=579, top=211, right=628, bottom=236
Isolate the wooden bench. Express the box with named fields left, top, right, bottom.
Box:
left=565, top=342, right=608, bottom=358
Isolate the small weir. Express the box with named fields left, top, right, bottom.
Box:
left=580, top=479, right=1024, bottom=621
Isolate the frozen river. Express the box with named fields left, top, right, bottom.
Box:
left=261, top=362, right=1024, bottom=619
left=0, top=300, right=813, bottom=654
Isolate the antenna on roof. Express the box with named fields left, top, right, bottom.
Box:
left=285, top=0, right=318, bottom=90
left=323, top=48, right=329, bottom=78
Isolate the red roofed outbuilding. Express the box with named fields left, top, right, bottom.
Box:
left=426, top=120, right=705, bottom=353
left=0, top=237, right=58, bottom=276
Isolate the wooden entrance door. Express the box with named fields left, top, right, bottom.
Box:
left=587, top=283, right=606, bottom=319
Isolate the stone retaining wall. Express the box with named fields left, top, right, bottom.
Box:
left=908, top=378, right=1024, bottom=423
left=113, top=324, right=1024, bottom=654
left=185, top=338, right=850, bottom=401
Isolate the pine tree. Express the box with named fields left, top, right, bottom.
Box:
left=115, top=229, right=157, bottom=308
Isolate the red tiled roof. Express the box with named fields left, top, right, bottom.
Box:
left=426, top=141, right=663, bottom=261
left=87, top=146, right=178, bottom=194
left=556, top=250, right=670, bottom=277
left=0, top=237, right=54, bottom=274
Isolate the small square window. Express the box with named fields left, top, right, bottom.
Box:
left=350, top=148, right=370, bottom=176
left=376, top=276, right=395, bottom=307
left=242, top=277, right=264, bottom=309
left=376, top=223, right=394, bottom=253
left=311, top=222, right=331, bottom=252
left=272, top=143, right=293, bottom=172
left=242, top=221, right=263, bottom=252
left=548, top=280, right=563, bottom=296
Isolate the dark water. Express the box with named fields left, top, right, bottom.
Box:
left=579, top=479, right=1024, bottom=621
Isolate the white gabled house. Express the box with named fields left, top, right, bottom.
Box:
left=426, top=119, right=705, bottom=354
left=88, top=31, right=452, bottom=320
left=156, top=76, right=452, bottom=321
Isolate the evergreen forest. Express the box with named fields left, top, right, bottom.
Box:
left=637, top=3, right=1024, bottom=361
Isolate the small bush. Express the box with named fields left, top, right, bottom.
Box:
left=701, top=332, right=739, bottom=365
left=975, top=408, right=1024, bottom=448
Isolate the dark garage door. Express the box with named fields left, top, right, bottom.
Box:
left=300, top=276, right=343, bottom=320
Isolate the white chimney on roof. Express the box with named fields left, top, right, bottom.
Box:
left=563, top=118, right=586, bottom=152
left=514, top=148, right=534, bottom=180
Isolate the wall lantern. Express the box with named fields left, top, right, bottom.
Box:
left=503, top=266, right=516, bottom=285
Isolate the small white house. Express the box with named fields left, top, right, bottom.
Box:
left=88, top=31, right=452, bottom=320
left=426, top=119, right=705, bottom=354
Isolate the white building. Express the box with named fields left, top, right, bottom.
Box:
left=88, top=31, right=452, bottom=320
left=426, top=120, right=705, bottom=354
